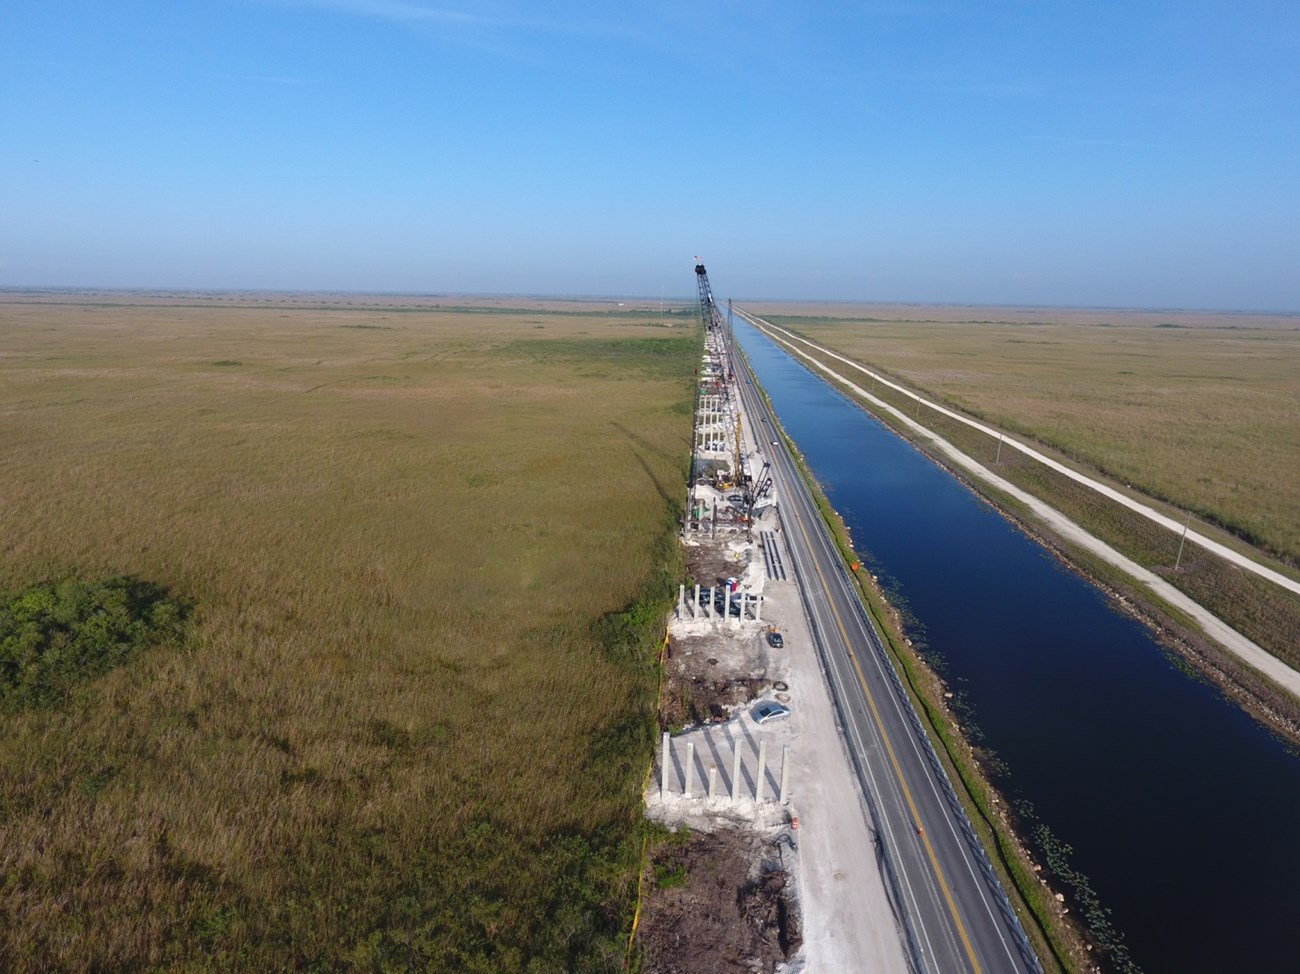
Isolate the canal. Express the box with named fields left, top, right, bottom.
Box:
left=733, top=316, right=1300, bottom=974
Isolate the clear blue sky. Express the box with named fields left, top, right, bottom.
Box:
left=3, top=1, right=1298, bottom=309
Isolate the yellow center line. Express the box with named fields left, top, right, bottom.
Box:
left=785, top=482, right=984, bottom=974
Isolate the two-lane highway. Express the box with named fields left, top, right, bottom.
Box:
left=727, top=312, right=1042, bottom=974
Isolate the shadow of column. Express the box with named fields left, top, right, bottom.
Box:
left=702, top=725, right=731, bottom=793
left=669, top=738, right=685, bottom=791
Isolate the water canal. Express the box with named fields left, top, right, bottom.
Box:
left=733, top=316, right=1300, bottom=974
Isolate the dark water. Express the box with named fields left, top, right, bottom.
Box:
left=734, top=318, right=1300, bottom=974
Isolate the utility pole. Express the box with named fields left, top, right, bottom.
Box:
left=1174, top=510, right=1193, bottom=571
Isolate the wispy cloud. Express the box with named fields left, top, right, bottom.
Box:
left=215, top=73, right=310, bottom=86
left=269, top=0, right=635, bottom=39
left=252, top=0, right=658, bottom=66
left=275, top=0, right=486, bottom=28
left=1027, top=134, right=1165, bottom=150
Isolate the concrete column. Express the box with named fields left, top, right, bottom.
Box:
left=693, top=583, right=701, bottom=619
left=708, top=766, right=718, bottom=799
left=678, top=584, right=685, bottom=619
left=779, top=745, right=790, bottom=803
left=661, top=733, right=670, bottom=797
left=756, top=740, right=769, bottom=802
left=724, top=586, right=732, bottom=623
left=684, top=742, right=696, bottom=797
left=731, top=741, right=743, bottom=801
left=755, top=595, right=762, bottom=623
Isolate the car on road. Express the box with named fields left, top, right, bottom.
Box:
left=751, top=701, right=791, bottom=725
left=767, top=631, right=784, bottom=648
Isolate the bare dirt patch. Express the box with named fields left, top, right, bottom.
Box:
left=661, top=632, right=773, bottom=729
left=640, top=828, right=801, bottom=974
left=685, top=544, right=746, bottom=589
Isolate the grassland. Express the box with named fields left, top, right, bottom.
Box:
left=0, top=294, right=698, bottom=971
left=747, top=305, right=1300, bottom=564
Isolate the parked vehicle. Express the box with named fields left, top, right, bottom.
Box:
left=767, top=631, right=784, bottom=649
left=712, top=594, right=742, bottom=616
left=751, top=701, right=792, bottom=724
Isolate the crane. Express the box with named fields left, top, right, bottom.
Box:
left=694, top=259, right=726, bottom=332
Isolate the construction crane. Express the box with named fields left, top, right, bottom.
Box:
left=696, top=259, right=751, bottom=528
left=694, top=259, right=726, bottom=332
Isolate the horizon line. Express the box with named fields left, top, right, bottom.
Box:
left=2, top=285, right=1298, bottom=318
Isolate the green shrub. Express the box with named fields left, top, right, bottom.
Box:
left=0, top=576, right=190, bottom=710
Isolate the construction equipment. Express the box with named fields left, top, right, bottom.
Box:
left=694, top=259, right=726, bottom=332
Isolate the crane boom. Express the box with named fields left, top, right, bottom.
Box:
left=694, top=259, right=726, bottom=332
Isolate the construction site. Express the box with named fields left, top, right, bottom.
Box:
left=636, top=262, right=800, bottom=973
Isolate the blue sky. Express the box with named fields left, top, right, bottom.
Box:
left=3, top=1, right=1298, bottom=309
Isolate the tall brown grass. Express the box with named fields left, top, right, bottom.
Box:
left=0, top=296, right=697, bottom=971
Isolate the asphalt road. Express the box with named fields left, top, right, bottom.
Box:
left=726, top=316, right=1043, bottom=974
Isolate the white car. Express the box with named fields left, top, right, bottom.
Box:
left=751, top=701, right=791, bottom=724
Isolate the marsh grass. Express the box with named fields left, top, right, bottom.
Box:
left=0, top=297, right=696, bottom=971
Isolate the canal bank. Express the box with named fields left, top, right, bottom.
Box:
left=732, top=314, right=1300, bottom=974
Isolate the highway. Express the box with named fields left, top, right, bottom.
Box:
left=726, top=313, right=1043, bottom=974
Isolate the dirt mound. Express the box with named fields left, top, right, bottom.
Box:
left=639, top=828, right=801, bottom=973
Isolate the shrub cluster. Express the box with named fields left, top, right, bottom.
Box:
left=0, top=576, right=189, bottom=711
